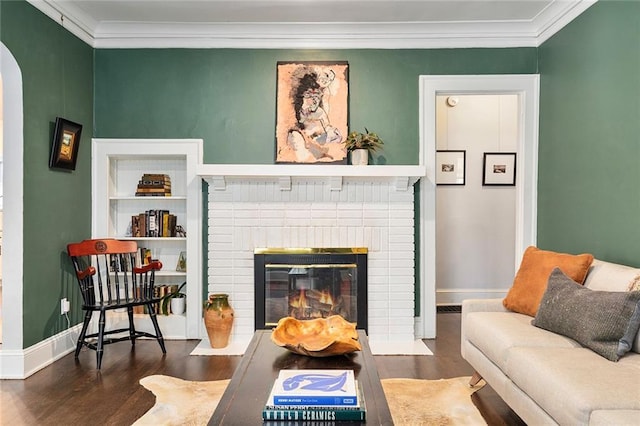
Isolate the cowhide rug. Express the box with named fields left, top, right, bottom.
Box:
left=381, top=377, right=486, bottom=425
left=133, top=376, right=229, bottom=426
left=134, top=375, right=486, bottom=425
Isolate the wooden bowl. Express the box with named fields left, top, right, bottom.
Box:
left=270, top=315, right=362, bottom=357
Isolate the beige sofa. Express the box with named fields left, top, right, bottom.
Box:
left=461, top=259, right=640, bottom=425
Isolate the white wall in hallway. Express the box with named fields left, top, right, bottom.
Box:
left=435, top=94, right=517, bottom=304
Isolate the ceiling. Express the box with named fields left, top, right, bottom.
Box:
left=32, top=0, right=596, bottom=48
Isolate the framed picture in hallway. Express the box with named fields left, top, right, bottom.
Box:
left=483, top=152, right=516, bottom=186
left=436, top=150, right=466, bottom=185
left=275, top=61, right=349, bottom=164
left=49, top=117, right=82, bottom=171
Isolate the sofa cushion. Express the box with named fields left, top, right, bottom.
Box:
left=584, top=259, right=640, bottom=292
left=503, top=246, right=594, bottom=317
left=590, top=410, right=640, bottom=426
left=532, top=268, right=640, bottom=361
left=505, top=347, right=640, bottom=425
left=465, top=311, right=581, bottom=372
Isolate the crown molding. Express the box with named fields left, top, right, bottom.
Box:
left=92, top=21, right=544, bottom=49
left=27, top=0, right=95, bottom=46
left=536, top=0, right=598, bottom=45
left=29, top=0, right=597, bottom=49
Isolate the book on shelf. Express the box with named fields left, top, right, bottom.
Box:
left=138, top=182, right=170, bottom=186
left=136, top=173, right=172, bottom=196
left=131, top=210, right=178, bottom=237
left=138, top=247, right=152, bottom=265
left=135, top=192, right=172, bottom=197
left=139, top=173, right=171, bottom=183
left=138, top=213, right=147, bottom=237
left=267, top=369, right=359, bottom=407
left=148, top=210, right=157, bottom=237
left=263, top=376, right=365, bottom=422
left=133, top=285, right=144, bottom=313
left=131, top=215, right=141, bottom=237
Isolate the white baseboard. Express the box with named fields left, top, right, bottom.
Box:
left=0, top=324, right=81, bottom=379
left=436, top=289, right=507, bottom=305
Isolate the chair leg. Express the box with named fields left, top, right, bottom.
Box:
left=75, top=310, right=93, bottom=358
left=127, top=306, right=136, bottom=346
left=146, top=303, right=166, bottom=354
left=96, top=310, right=107, bottom=369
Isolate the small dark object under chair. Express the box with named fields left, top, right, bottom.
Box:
left=67, top=239, right=166, bottom=369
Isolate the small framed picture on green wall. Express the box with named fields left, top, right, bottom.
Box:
left=49, top=117, right=82, bottom=171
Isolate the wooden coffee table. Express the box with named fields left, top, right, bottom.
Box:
left=208, top=330, right=393, bottom=425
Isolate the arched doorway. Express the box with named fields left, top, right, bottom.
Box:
left=0, top=42, right=25, bottom=377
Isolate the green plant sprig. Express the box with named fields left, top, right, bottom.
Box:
left=343, top=128, right=384, bottom=153
left=160, top=281, right=186, bottom=315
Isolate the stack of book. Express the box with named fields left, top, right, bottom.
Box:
left=135, top=173, right=171, bottom=197
left=262, top=369, right=366, bottom=421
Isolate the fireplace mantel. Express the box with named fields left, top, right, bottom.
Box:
left=197, top=164, right=426, bottom=191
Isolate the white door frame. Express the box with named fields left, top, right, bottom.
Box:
left=417, top=75, right=539, bottom=338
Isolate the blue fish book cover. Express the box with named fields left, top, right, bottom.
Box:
left=269, top=369, right=358, bottom=407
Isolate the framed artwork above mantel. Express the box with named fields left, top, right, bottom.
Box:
left=275, top=61, right=349, bottom=165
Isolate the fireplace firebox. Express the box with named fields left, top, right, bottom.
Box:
left=254, top=248, right=367, bottom=331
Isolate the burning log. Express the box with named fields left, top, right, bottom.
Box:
left=289, top=288, right=336, bottom=319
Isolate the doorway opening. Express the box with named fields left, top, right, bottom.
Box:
left=418, top=75, right=539, bottom=339
left=435, top=94, right=518, bottom=308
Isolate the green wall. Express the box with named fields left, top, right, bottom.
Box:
left=1, top=1, right=94, bottom=347
left=95, top=48, right=536, bottom=164
left=537, top=0, right=640, bottom=265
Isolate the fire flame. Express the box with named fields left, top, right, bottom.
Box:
left=319, top=290, right=333, bottom=306
left=290, top=289, right=309, bottom=309
left=289, top=289, right=336, bottom=320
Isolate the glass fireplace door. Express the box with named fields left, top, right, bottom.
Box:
left=254, top=248, right=368, bottom=331
left=265, top=263, right=357, bottom=326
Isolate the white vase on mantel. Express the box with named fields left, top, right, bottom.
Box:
left=350, top=149, right=369, bottom=165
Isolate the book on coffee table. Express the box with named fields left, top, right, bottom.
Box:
left=263, top=372, right=366, bottom=421
left=266, top=369, right=358, bottom=407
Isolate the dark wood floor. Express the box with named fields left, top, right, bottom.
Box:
left=0, top=313, right=525, bottom=425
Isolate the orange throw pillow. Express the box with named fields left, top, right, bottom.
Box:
left=503, top=246, right=594, bottom=316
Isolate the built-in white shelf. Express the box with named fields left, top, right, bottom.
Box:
left=197, top=164, right=426, bottom=191
left=92, top=138, right=203, bottom=339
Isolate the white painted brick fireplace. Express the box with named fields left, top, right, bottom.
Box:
left=198, top=165, right=427, bottom=353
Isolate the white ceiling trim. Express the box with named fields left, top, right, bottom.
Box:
left=27, top=0, right=95, bottom=46
left=536, top=0, right=596, bottom=45
left=29, top=0, right=596, bottom=49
